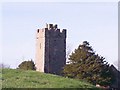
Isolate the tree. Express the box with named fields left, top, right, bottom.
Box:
left=63, top=41, right=114, bottom=86
left=18, top=60, right=36, bottom=70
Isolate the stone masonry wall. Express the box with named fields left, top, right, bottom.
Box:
left=35, top=24, right=66, bottom=75
left=35, top=29, right=45, bottom=72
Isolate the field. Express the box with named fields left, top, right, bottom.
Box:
left=1, top=69, right=100, bottom=89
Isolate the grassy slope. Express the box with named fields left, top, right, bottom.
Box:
left=1, top=69, right=98, bottom=89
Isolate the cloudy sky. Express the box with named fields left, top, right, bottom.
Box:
left=1, top=0, right=118, bottom=69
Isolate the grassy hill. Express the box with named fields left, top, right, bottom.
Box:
left=1, top=69, right=99, bottom=89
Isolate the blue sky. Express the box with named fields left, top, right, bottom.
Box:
left=1, top=1, right=118, bottom=69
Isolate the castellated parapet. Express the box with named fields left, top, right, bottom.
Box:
left=35, top=24, right=66, bottom=75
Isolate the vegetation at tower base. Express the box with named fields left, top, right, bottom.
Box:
left=63, top=41, right=115, bottom=86
left=1, top=69, right=100, bottom=89
left=17, top=60, right=36, bottom=70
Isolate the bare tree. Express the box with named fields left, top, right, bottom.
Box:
left=66, top=44, right=72, bottom=64
left=0, top=63, right=10, bottom=69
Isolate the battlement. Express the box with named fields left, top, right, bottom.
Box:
left=37, top=24, right=66, bottom=38
left=46, top=24, right=57, bottom=30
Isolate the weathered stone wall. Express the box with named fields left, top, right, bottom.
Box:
left=35, top=24, right=66, bottom=75
left=35, top=29, right=45, bottom=72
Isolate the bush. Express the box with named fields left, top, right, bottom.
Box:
left=18, top=60, right=36, bottom=70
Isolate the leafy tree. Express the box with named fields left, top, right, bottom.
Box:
left=63, top=41, right=114, bottom=86
left=18, top=60, right=36, bottom=70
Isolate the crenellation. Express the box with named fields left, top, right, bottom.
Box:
left=47, top=24, right=53, bottom=29
left=53, top=24, right=58, bottom=30
left=61, top=29, right=66, bottom=38
left=57, top=29, right=60, bottom=32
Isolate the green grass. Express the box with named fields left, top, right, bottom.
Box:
left=1, top=69, right=100, bottom=89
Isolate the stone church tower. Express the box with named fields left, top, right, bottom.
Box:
left=35, top=24, right=66, bottom=75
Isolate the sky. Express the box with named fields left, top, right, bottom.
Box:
left=1, top=1, right=118, bottom=69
